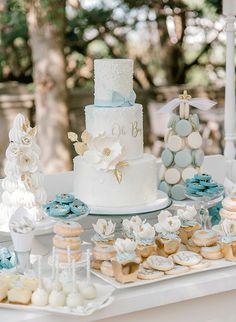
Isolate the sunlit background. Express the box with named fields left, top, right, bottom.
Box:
left=0, top=0, right=225, bottom=176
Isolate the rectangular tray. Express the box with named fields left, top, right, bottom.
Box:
left=91, top=259, right=236, bottom=289
left=0, top=282, right=114, bottom=316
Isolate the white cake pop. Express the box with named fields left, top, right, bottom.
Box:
left=49, top=257, right=65, bottom=307
left=31, top=256, right=49, bottom=306
left=66, top=259, right=84, bottom=308
left=79, top=249, right=97, bottom=300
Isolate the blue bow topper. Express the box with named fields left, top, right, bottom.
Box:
left=111, top=90, right=136, bottom=107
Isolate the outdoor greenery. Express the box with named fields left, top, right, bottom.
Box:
left=0, top=0, right=223, bottom=93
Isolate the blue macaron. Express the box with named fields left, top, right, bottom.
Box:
left=159, top=181, right=171, bottom=196
left=171, top=184, right=186, bottom=201
left=175, top=119, right=193, bottom=137
left=174, top=149, right=192, bottom=168
left=161, top=149, right=174, bottom=167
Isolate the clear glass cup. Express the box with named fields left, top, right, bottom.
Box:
left=14, top=250, right=31, bottom=274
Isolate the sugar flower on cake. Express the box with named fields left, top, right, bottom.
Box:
left=154, top=210, right=181, bottom=238
left=84, top=133, right=125, bottom=171
left=122, top=215, right=144, bottom=239
left=177, top=206, right=197, bottom=226
left=92, top=218, right=116, bottom=242
left=134, top=222, right=155, bottom=245
left=16, top=149, right=39, bottom=173
left=114, top=238, right=139, bottom=263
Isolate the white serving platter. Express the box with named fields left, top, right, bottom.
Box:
left=91, top=259, right=236, bottom=289
left=89, top=190, right=171, bottom=216
left=0, top=282, right=115, bottom=316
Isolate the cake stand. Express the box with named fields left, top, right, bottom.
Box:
left=89, top=190, right=171, bottom=216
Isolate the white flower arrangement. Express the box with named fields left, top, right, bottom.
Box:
left=134, top=222, right=155, bottom=245
left=114, top=238, right=137, bottom=254
left=92, top=218, right=116, bottom=241
left=122, top=216, right=144, bottom=239
left=68, top=130, right=128, bottom=183
left=177, top=206, right=197, bottom=222
left=154, top=210, right=181, bottom=235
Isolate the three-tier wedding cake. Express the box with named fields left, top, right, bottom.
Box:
left=72, top=59, right=158, bottom=208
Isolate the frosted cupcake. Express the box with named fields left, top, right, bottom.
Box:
left=92, top=219, right=116, bottom=262
left=219, top=219, right=236, bottom=261
left=112, top=238, right=140, bottom=283
left=122, top=216, right=144, bottom=239
left=154, top=210, right=181, bottom=257
left=177, top=206, right=201, bottom=245
left=134, top=222, right=156, bottom=259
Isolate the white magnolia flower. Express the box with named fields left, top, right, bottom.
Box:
left=155, top=212, right=181, bottom=234
left=177, top=206, right=197, bottom=221
left=83, top=133, right=125, bottom=171
left=21, top=134, right=33, bottom=146
left=92, top=219, right=116, bottom=238
left=158, top=210, right=172, bottom=223
left=6, top=143, right=21, bottom=160
left=222, top=219, right=236, bottom=237
left=16, top=149, right=38, bottom=173
left=122, top=216, right=144, bottom=237
left=134, top=222, right=155, bottom=241
left=114, top=238, right=137, bottom=254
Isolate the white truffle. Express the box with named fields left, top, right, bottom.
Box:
left=80, top=283, right=97, bottom=300
left=66, top=292, right=84, bottom=308
left=31, top=288, right=48, bottom=306
left=49, top=290, right=66, bottom=307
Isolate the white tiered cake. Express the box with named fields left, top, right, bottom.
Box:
left=73, top=59, right=158, bottom=208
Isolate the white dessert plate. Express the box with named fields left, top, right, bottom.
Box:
left=172, top=194, right=223, bottom=209
left=91, top=258, right=236, bottom=289
left=0, top=282, right=115, bottom=316
left=89, top=190, right=171, bottom=216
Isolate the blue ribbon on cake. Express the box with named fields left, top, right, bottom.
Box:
left=94, top=90, right=136, bottom=107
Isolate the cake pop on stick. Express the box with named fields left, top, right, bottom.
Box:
left=66, top=259, right=84, bottom=308
left=31, top=255, right=49, bottom=306
left=49, top=256, right=66, bottom=307
left=79, top=249, right=97, bottom=300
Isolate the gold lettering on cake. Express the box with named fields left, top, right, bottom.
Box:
left=131, top=121, right=142, bottom=138
left=112, top=123, right=126, bottom=137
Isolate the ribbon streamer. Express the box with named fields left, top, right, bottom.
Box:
left=159, top=97, right=216, bottom=114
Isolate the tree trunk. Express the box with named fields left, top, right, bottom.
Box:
left=26, top=0, right=72, bottom=173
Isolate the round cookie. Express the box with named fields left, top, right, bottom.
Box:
left=182, top=167, right=198, bottom=182
left=222, top=197, right=236, bottom=212
left=192, top=149, right=204, bottom=167
left=175, top=119, right=192, bottom=137
left=200, top=244, right=223, bottom=260
left=172, top=251, right=202, bottom=267
left=161, top=149, right=174, bottom=167
left=170, top=184, right=186, bottom=201
left=70, top=199, right=87, bottom=215
left=187, top=132, right=203, bottom=149
left=164, top=265, right=189, bottom=275
left=174, top=149, right=192, bottom=168
left=194, top=173, right=211, bottom=181
left=53, top=235, right=81, bottom=250
left=219, top=208, right=236, bottom=221
left=138, top=267, right=164, bottom=280
left=192, top=229, right=218, bottom=247
left=53, top=221, right=83, bottom=237
left=49, top=204, right=70, bottom=217
left=100, top=261, right=114, bottom=277
left=164, top=168, right=181, bottom=185
left=144, top=255, right=174, bottom=271
left=159, top=181, right=171, bottom=196
left=167, top=135, right=184, bottom=152
left=190, top=259, right=210, bottom=270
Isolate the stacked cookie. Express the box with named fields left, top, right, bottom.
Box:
left=53, top=221, right=83, bottom=262
left=159, top=111, right=204, bottom=200
left=186, top=174, right=224, bottom=197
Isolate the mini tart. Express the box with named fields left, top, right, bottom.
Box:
left=53, top=235, right=81, bottom=250
left=192, top=229, right=218, bottom=247
left=156, top=237, right=181, bottom=257
left=179, top=224, right=201, bottom=245
left=200, top=244, right=223, bottom=260
left=136, top=243, right=157, bottom=259
left=220, top=208, right=236, bottom=221
left=56, top=248, right=81, bottom=262
left=144, top=255, right=174, bottom=271
left=222, top=197, right=236, bottom=212
left=93, top=244, right=116, bottom=261
left=186, top=238, right=201, bottom=253
left=100, top=261, right=114, bottom=277
left=137, top=267, right=164, bottom=280
left=172, top=251, right=202, bottom=267
left=164, top=265, right=189, bottom=275
left=53, top=221, right=83, bottom=237
left=219, top=240, right=236, bottom=262
left=8, top=287, right=32, bottom=305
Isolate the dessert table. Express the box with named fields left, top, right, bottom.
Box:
left=0, top=154, right=235, bottom=322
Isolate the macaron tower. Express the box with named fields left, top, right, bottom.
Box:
left=159, top=90, right=215, bottom=201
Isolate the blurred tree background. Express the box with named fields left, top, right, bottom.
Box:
left=0, top=0, right=225, bottom=174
